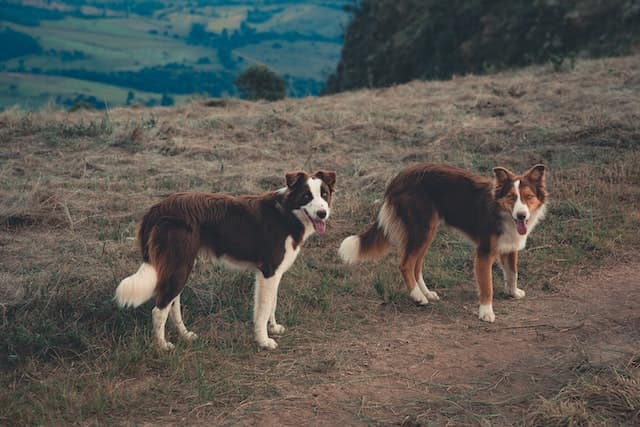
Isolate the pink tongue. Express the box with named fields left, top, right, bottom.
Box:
left=516, top=220, right=527, bottom=235
left=313, top=219, right=326, bottom=234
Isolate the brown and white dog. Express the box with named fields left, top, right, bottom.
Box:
left=339, top=163, right=546, bottom=322
left=115, top=170, right=336, bottom=350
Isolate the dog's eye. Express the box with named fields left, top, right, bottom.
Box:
left=525, top=194, right=535, bottom=201
left=321, top=190, right=328, bottom=198
left=302, top=193, right=312, bottom=202
left=509, top=194, right=517, bottom=202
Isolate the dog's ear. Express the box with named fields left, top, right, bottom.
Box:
left=493, top=167, right=515, bottom=186
left=285, top=170, right=307, bottom=189
left=524, top=164, right=546, bottom=185
left=314, top=170, right=336, bottom=191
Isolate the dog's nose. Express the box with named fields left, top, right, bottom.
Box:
left=516, top=212, right=527, bottom=221
left=317, top=209, right=327, bottom=219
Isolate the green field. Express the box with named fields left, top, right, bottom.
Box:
left=0, top=73, right=190, bottom=109
left=252, top=4, right=348, bottom=38
left=0, top=1, right=350, bottom=110
left=3, top=19, right=216, bottom=72
left=236, top=40, right=341, bottom=80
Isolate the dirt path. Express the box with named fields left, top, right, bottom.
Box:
left=189, top=262, right=640, bottom=426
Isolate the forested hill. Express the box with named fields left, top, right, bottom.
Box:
left=325, top=0, right=640, bottom=93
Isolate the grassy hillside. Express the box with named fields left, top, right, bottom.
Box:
left=0, top=54, right=639, bottom=424
left=0, top=0, right=349, bottom=110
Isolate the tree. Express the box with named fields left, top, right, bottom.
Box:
left=234, top=65, right=286, bottom=101
left=160, top=92, right=174, bottom=106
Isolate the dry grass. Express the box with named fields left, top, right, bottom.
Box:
left=526, top=354, right=640, bottom=426
left=0, top=55, right=639, bottom=425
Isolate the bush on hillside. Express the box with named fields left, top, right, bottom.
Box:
left=234, top=65, right=286, bottom=101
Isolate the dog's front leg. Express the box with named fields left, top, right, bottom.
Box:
left=475, top=251, right=497, bottom=323
left=268, top=276, right=286, bottom=335
left=254, top=272, right=280, bottom=350
left=499, top=252, right=525, bottom=299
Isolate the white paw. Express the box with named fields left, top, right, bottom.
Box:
left=410, top=287, right=429, bottom=305
left=426, top=291, right=440, bottom=301
left=268, top=324, right=286, bottom=335
left=182, top=331, right=198, bottom=342
left=510, top=288, right=526, bottom=299
left=478, top=304, right=496, bottom=323
left=257, top=337, right=278, bottom=350
left=158, top=341, right=175, bottom=351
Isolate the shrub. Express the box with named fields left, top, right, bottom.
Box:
left=234, top=65, right=286, bottom=101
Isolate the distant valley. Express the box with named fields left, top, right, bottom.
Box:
left=0, top=0, right=350, bottom=110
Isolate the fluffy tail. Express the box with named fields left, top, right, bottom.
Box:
left=114, top=263, right=158, bottom=308
left=339, top=201, right=404, bottom=264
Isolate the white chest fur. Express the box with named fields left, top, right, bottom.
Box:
left=275, top=236, right=300, bottom=276
left=497, top=204, right=547, bottom=254
left=497, top=219, right=529, bottom=253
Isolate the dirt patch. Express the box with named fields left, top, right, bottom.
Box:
left=207, top=261, right=640, bottom=426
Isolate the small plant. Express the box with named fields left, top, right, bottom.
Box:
left=549, top=53, right=576, bottom=73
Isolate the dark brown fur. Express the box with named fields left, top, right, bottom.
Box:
left=139, top=171, right=335, bottom=309
left=341, top=163, right=547, bottom=317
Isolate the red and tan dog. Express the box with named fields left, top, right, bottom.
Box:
left=116, top=170, right=336, bottom=350
left=339, top=163, right=546, bottom=322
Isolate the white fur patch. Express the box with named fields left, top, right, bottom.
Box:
left=276, top=236, right=300, bottom=276
left=115, top=263, right=157, bottom=308
left=292, top=177, right=332, bottom=241
left=304, top=178, right=330, bottom=219
left=511, top=288, right=526, bottom=299
left=254, top=273, right=280, bottom=350
left=152, top=305, right=174, bottom=350
left=409, top=286, right=429, bottom=305
left=417, top=275, right=440, bottom=301
left=338, top=235, right=360, bottom=264
left=512, top=180, right=529, bottom=220
left=378, top=201, right=406, bottom=245
left=253, top=236, right=300, bottom=350
left=169, top=294, right=198, bottom=341
left=199, top=248, right=258, bottom=271
left=497, top=215, right=529, bottom=253
left=478, top=304, right=495, bottom=323
left=497, top=203, right=547, bottom=254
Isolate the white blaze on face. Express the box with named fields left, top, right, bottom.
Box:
left=302, top=178, right=330, bottom=234
left=512, top=180, right=529, bottom=235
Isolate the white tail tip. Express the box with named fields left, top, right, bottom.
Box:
left=114, top=263, right=157, bottom=308
left=338, top=235, right=360, bottom=264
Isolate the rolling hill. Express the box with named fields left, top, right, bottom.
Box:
left=0, top=0, right=350, bottom=110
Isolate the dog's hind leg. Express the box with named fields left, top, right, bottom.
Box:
left=151, top=224, right=198, bottom=350
left=414, top=215, right=440, bottom=301
left=154, top=260, right=196, bottom=350
left=152, top=305, right=173, bottom=350
left=400, top=249, right=429, bottom=305
left=169, top=294, right=198, bottom=341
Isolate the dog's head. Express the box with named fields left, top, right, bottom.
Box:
left=282, top=170, right=336, bottom=234
left=493, top=164, right=547, bottom=236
